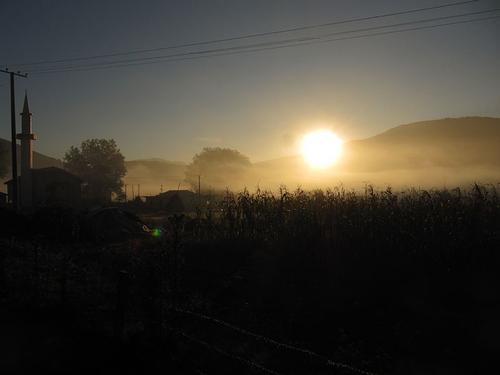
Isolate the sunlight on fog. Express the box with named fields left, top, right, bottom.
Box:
left=301, top=130, right=343, bottom=169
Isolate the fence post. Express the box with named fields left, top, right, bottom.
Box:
left=32, top=243, right=39, bottom=305
left=114, top=270, right=130, bottom=340
left=59, top=255, right=68, bottom=307
left=0, top=244, right=5, bottom=296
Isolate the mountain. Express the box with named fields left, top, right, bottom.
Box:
left=94, top=117, right=500, bottom=192
left=2, top=117, right=499, bottom=192
left=252, top=117, right=500, bottom=188
left=0, top=138, right=63, bottom=179
left=256, top=117, right=500, bottom=171
left=341, top=117, right=500, bottom=171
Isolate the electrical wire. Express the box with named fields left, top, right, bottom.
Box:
left=8, top=0, right=479, bottom=68
left=26, top=13, right=500, bottom=75
left=25, top=7, right=500, bottom=74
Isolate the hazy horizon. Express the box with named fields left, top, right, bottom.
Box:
left=3, top=115, right=500, bottom=197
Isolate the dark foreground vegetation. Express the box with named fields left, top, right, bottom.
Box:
left=1, top=184, right=499, bottom=374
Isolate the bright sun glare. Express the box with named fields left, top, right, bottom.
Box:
left=301, top=130, right=343, bottom=169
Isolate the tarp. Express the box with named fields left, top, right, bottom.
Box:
left=83, top=207, right=151, bottom=243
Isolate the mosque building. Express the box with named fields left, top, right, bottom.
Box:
left=5, top=93, right=82, bottom=211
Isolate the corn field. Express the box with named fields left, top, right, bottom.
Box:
left=1, top=184, right=499, bottom=374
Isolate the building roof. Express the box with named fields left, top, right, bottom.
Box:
left=33, top=167, right=82, bottom=181
left=4, top=167, right=82, bottom=185
left=158, top=189, right=195, bottom=197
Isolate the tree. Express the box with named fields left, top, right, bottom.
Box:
left=185, top=147, right=252, bottom=192
left=64, top=139, right=126, bottom=204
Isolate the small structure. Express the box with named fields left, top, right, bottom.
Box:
left=5, top=93, right=82, bottom=211
left=145, top=189, right=197, bottom=212
left=82, top=207, right=150, bottom=243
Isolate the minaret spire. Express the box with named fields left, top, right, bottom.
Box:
left=17, top=91, right=37, bottom=209
left=22, top=90, right=30, bottom=115
left=17, top=91, right=36, bottom=168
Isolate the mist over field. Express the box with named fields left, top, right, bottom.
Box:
left=120, top=117, right=500, bottom=195
left=3, top=117, right=498, bottom=197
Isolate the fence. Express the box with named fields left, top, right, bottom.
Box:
left=0, top=237, right=379, bottom=375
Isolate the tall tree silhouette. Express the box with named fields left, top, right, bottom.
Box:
left=64, top=139, right=126, bottom=204
left=185, top=147, right=251, bottom=191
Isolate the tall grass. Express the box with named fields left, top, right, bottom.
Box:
left=182, top=184, right=500, bottom=372
left=196, top=184, right=500, bottom=255
left=2, top=184, right=499, bottom=373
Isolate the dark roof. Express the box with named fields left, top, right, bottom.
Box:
left=32, top=167, right=82, bottom=181
left=4, top=167, right=82, bottom=184
left=158, top=189, right=195, bottom=197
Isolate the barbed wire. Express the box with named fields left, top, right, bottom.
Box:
left=169, top=326, right=283, bottom=375
left=171, top=307, right=379, bottom=375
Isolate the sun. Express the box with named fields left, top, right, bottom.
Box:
left=301, top=130, right=343, bottom=169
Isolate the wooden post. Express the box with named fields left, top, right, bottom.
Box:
left=33, top=243, right=39, bottom=304
left=0, top=69, right=28, bottom=209
left=114, top=270, right=129, bottom=340
left=59, top=255, right=68, bottom=307
left=9, top=73, right=18, bottom=208
left=0, top=245, right=5, bottom=296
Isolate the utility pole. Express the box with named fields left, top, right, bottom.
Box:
left=1, top=68, right=28, bottom=209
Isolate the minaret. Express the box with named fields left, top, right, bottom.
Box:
left=16, top=92, right=36, bottom=208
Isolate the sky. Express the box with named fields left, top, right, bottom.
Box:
left=1, top=0, right=499, bottom=163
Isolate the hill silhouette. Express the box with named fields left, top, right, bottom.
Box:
left=2, top=117, right=499, bottom=192
left=342, top=117, right=500, bottom=171
left=252, top=117, right=500, bottom=188
left=256, top=117, right=500, bottom=171
left=0, top=138, right=62, bottom=177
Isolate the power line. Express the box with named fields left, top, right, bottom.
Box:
left=26, top=12, right=500, bottom=75
left=25, top=7, right=500, bottom=74
left=320, top=7, right=500, bottom=38
left=28, top=14, right=500, bottom=75
left=8, top=0, right=478, bottom=68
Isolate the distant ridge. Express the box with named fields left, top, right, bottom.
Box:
left=343, top=116, right=500, bottom=171
left=256, top=117, right=500, bottom=172
left=2, top=116, right=499, bottom=191
left=361, top=116, right=500, bottom=146
left=0, top=138, right=63, bottom=174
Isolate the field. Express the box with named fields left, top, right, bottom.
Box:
left=1, top=184, right=499, bottom=374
